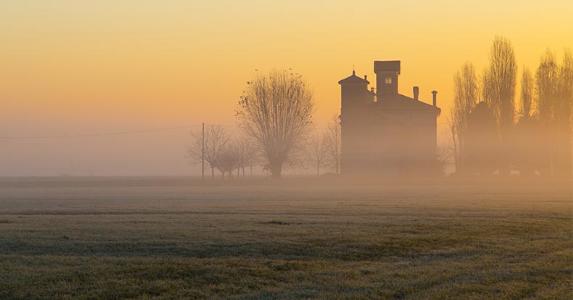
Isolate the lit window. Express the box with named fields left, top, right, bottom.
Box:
left=385, top=77, right=393, bottom=85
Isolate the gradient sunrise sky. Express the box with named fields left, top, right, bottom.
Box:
left=0, top=1, right=571, bottom=175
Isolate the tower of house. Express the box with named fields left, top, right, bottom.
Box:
left=338, top=70, right=371, bottom=111
left=374, top=60, right=400, bottom=101
left=338, top=70, right=373, bottom=174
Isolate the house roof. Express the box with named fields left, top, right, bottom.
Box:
left=379, top=94, right=441, bottom=114
left=374, top=60, right=401, bottom=74
left=338, top=71, right=369, bottom=85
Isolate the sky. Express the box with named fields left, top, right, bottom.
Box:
left=0, top=0, right=572, bottom=176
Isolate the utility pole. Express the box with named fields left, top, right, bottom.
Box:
left=336, top=115, right=341, bottom=175
left=335, top=133, right=339, bottom=175
left=201, top=123, right=205, bottom=180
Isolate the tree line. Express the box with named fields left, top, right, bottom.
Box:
left=189, top=70, right=341, bottom=178
left=450, top=37, right=573, bottom=177
left=190, top=38, right=572, bottom=179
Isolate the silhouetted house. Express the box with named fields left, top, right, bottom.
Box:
left=339, top=60, right=441, bottom=176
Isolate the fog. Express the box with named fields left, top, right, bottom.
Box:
left=0, top=128, right=195, bottom=176
left=2, top=2, right=572, bottom=177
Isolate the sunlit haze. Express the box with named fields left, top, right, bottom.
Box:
left=1, top=0, right=571, bottom=175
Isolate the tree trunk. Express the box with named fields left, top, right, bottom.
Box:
left=211, top=167, right=214, bottom=179
left=554, top=124, right=571, bottom=178
left=270, top=163, right=282, bottom=178
left=335, top=156, right=339, bottom=175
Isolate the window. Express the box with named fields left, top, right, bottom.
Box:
left=385, top=77, right=393, bottom=85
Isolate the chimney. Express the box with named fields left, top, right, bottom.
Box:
left=364, top=75, right=368, bottom=81
left=432, top=90, right=438, bottom=106
left=413, top=86, right=419, bottom=100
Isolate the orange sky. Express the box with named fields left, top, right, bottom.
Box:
left=0, top=1, right=572, bottom=175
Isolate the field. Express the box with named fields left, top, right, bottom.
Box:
left=0, top=177, right=571, bottom=299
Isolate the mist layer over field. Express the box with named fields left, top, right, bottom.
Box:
left=0, top=177, right=570, bottom=299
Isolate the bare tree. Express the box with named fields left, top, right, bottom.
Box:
left=189, top=125, right=229, bottom=178
left=558, top=51, right=573, bottom=125
left=236, top=138, right=258, bottom=176
left=557, top=50, right=573, bottom=176
left=450, top=63, right=479, bottom=173
left=535, top=51, right=561, bottom=175
left=215, top=142, right=240, bottom=178
left=520, top=68, right=534, bottom=119
left=514, top=67, right=541, bottom=175
left=557, top=51, right=573, bottom=122
left=482, top=36, right=517, bottom=174
left=536, top=51, right=560, bottom=123
left=465, top=102, right=500, bottom=175
left=307, top=132, right=328, bottom=176
left=323, top=116, right=341, bottom=175
left=483, top=37, right=517, bottom=126
left=533, top=50, right=573, bottom=176
left=237, top=70, right=313, bottom=178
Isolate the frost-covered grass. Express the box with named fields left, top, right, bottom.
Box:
left=0, top=178, right=571, bottom=299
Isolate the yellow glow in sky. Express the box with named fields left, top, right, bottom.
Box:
left=0, top=0, right=571, bottom=175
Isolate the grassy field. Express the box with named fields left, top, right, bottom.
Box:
left=0, top=177, right=571, bottom=299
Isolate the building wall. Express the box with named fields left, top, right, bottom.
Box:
left=341, top=98, right=439, bottom=176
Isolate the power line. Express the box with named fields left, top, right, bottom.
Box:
left=0, top=126, right=194, bottom=140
